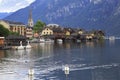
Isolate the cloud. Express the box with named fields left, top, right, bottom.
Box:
left=26, top=0, right=35, bottom=4
left=0, top=0, right=2, bottom=4
left=0, top=0, right=35, bottom=13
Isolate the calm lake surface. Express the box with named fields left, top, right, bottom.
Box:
left=0, top=39, right=120, bottom=80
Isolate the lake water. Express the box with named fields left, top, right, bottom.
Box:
left=0, top=39, right=120, bottom=80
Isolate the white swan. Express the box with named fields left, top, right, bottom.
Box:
left=64, top=65, right=70, bottom=75
left=26, top=41, right=31, bottom=49
left=17, top=41, right=24, bottom=50
left=28, top=68, right=34, bottom=76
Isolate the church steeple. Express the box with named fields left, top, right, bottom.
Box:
left=28, top=9, right=34, bottom=27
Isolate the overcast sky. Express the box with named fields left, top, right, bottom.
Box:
left=0, top=0, right=35, bottom=13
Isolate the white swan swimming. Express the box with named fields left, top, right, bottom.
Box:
left=64, top=64, right=70, bottom=75
left=28, top=68, right=34, bottom=76
left=25, top=41, right=31, bottom=49
left=17, top=41, right=24, bottom=50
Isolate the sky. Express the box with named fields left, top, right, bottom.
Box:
left=0, top=0, right=35, bottom=13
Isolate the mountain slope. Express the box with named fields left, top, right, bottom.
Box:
left=5, top=0, right=120, bottom=36
left=0, top=12, right=12, bottom=19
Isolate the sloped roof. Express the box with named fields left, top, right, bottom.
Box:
left=47, top=24, right=59, bottom=27
left=43, top=26, right=63, bottom=33
left=1, top=19, right=25, bottom=25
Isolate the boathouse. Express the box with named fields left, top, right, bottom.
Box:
left=5, top=35, right=27, bottom=46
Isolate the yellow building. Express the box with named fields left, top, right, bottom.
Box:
left=0, top=20, right=26, bottom=36
left=78, top=29, right=84, bottom=35
left=41, top=27, right=53, bottom=35
left=41, top=24, right=64, bottom=36
left=64, top=28, right=72, bottom=36
left=65, top=31, right=70, bottom=36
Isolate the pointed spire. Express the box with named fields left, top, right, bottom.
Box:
left=28, top=8, right=34, bottom=27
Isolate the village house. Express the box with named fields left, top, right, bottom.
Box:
left=41, top=26, right=53, bottom=36
left=0, top=37, right=5, bottom=47
left=41, top=24, right=64, bottom=37
left=0, top=20, right=26, bottom=36
left=77, top=29, right=85, bottom=35
left=63, top=28, right=76, bottom=39
left=64, top=28, right=72, bottom=36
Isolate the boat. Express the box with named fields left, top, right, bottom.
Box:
left=17, top=41, right=24, bottom=50
left=39, top=38, right=45, bottom=42
left=57, top=39, right=63, bottom=43
left=30, top=38, right=39, bottom=43
left=25, top=41, right=32, bottom=49
left=40, top=38, right=54, bottom=43
left=76, top=39, right=81, bottom=43
left=45, top=39, right=54, bottom=43
left=109, top=36, right=115, bottom=40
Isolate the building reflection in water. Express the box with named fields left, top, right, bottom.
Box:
left=39, top=43, right=54, bottom=58
left=85, top=40, right=105, bottom=48
left=0, top=50, right=5, bottom=59
left=109, top=39, right=115, bottom=46
left=86, top=41, right=95, bottom=48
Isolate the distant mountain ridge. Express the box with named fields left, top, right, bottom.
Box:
left=4, top=0, right=120, bottom=36
left=0, top=12, right=12, bottom=19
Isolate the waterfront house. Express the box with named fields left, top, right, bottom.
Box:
left=0, top=20, right=26, bottom=36
left=77, top=29, right=85, bottom=35
left=86, top=34, right=93, bottom=40
left=0, top=37, right=5, bottom=47
left=64, top=28, right=72, bottom=36
left=33, top=32, right=39, bottom=38
left=41, top=24, right=63, bottom=35
left=52, top=26, right=64, bottom=37
left=41, top=27, right=53, bottom=36
left=26, top=26, right=33, bottom=39
left=63, top=28, right=75, bottom=39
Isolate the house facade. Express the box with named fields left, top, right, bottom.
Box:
left=26, top=27, right=33, bottom=39
left=41, top=27, right=53, bottom=35
left=0, top=37, right=4, bottom=46
left=41, top=24, right=64, bottom=38
left=0, top=20, right=26, bottom=36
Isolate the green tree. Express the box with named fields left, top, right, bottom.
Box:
left=33, top=20, right=45, bottom=33
left=10, top=32, right=19, bottom=36
left=0, top=24, right=10, bottom=37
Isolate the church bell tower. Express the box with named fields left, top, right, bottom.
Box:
left=26, top=9, right=34, bottom=39
left=28, top=9, right=34, bottom=27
